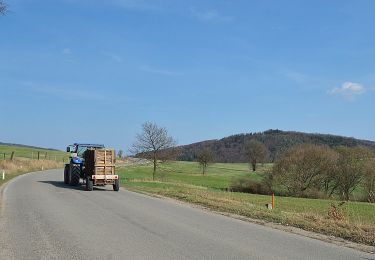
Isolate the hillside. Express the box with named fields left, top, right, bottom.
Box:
left=177, top=130, right=375, bottom=163
left=0, top=143, right=67, bottom=161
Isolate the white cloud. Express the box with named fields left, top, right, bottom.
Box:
left=62, top=48, right=72, bottom=55
left=112, top=0, right=162, bottom=11
left=190, top=7, right=234, bottom=22
left=284, top=71, right=308, bottom=83
left=22, top=81, right=110, bottom=102
left=329, top=82, right=366, bottom=100
left=139, top=65, right=182, bottom=76
left=103, top=52, right=123, bottom=63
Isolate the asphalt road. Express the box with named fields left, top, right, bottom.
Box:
left=0, top=169, right=373, bottom=260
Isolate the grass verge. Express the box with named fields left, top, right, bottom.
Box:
left=0, top=158, right=63, bottom=186
left=118, top=161, right=375, bottom=247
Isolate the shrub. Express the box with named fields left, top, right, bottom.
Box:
left=229, top=176, right=271, bottom=195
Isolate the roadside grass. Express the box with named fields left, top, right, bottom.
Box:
left=117, top=161, right=375, bottom=246
left=0, top=158, right=63, bottom=186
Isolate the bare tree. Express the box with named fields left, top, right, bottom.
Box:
left=272, top=144, right=338, bottom=197
left=335, top=146, right=372, bottom=201
left=197, top=148, right=213, bottom=175
left=0, top=1, right=7, bottom=15
left=131, top=122, right=176, bottom=181
left=244, top=139, right=268, bottom=171
left=363, top=159, right=375, bottom=203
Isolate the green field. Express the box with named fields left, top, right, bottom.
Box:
left=117, top=161, right=375, bottom=246
left=0, top=145, right=68, bottom=161
left=119, top=161, right=270, bottom=189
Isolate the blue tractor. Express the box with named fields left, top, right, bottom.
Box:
left=64, top=143, right=105, bottom=187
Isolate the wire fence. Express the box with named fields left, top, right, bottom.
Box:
left=0, top=150, right=69, bottom=163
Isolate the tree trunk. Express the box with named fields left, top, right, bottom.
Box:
left=252, top=162, right=256, bottom=172
left=153, top=153, right=156, bottom=181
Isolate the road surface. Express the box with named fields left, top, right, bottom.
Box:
left=0, top=169, right=373, bottom=260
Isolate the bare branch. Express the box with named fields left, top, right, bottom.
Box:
left=131, top=122, right=177, bottom=180
left=196, top=148, right=213, bottom=175
left=0, top=1, right=7, bottom=15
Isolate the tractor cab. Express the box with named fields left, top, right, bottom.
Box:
left=67, top=143, right=105, bottom=158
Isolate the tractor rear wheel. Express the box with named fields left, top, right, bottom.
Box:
left=113, top=179, right=119, bottom=191
left=86, top=177, right=93, bottom=191
left=70, top=165, right=81, bottom=186
left=64, top=165, right=69, bottom=184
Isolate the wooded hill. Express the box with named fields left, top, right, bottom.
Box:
left=177, top=130, right=375, bottom=163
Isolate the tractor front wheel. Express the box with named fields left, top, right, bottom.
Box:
left=70, top=165, right=81, bottom=186
left=113, top=179, right=119, bottom=191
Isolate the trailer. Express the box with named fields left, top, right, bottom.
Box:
left=84, top=148, right=119, bottom=191
left=64, top=143, right=119, bottom=191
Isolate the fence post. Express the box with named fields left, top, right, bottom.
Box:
left=10, top=151, right=15, bottom=161
left=3, top=153, right=5, bottom=160
left=37, top=152, right=40, bottom=160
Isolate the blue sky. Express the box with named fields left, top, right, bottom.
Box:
left=1, top=0, right=374, bottom=151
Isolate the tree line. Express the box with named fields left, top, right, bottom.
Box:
left=270, top=144, right=375, bottom=202
left=177, top=130, right=375, bottom=163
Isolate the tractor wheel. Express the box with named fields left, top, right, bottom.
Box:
left=70, top=165, right=81, bottom=186
left=113, top=179, right=120, bottom=192
left=64, top=165, right=69, bottom=184
left=86, top=177, right=93, bottom=191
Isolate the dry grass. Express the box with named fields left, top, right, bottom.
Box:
left=0, top=158, right=63, bottom=185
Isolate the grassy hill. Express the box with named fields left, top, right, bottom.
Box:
left=177, top=129, right=375, bottom=163
left=0, top=144, right=67, bottom=161
left=0, top=144, right=67, bottom=186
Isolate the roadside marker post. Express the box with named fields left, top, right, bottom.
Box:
left=2, top=170, right=5, bottom=180
left=272, top=193, right=275, bottom=209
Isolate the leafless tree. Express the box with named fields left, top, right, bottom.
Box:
left=0, top=1, right=7, bottom=15
left=244, top=139, right=268, bottom=171
left=159, top=147, right=181, bottom=163
left=131, top=122, right=176, bottom=180
left=363, top=159, right=375, bottom=203
left=197, top=148, right=213, bottom=175
left=272, top=144, right=338, bottom=197
left=335, top=146, right=372, bottom=201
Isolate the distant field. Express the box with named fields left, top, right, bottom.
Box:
left=117, top=161, right=375, bottom=246
left=0, top=145, right=67, bottom=186
left=118, top=161, right=270, bottom=189
left=0, top=145, right=68, bottom=161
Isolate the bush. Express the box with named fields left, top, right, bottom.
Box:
left=229, top=176, right=271, bottom=195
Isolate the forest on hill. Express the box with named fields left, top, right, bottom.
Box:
left=177, top=130, right=375, bottom=163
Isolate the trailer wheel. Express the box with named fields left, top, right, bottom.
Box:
left=64, top=165, right=69, bottom=184
left=70, top=165, right=81, bottom=186
left=86, top=177, right=93, bottom=191
left=113, top=179, right=119, bottom=191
